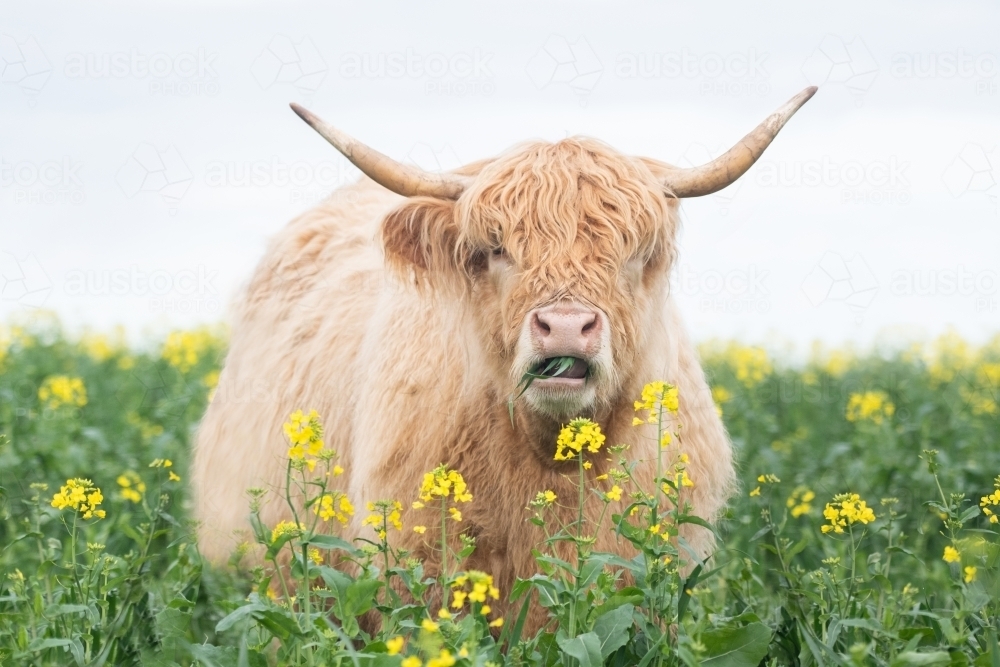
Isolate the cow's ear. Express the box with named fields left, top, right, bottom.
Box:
left=380, top=197, right=467, bottom=283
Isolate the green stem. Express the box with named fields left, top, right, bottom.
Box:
left=440, top=497, right=448, bottom=581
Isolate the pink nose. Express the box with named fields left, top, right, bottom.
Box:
left=531, top=303, right=601, bottom=354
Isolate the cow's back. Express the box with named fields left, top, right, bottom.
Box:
left=193, top=178, right=407, bottom=561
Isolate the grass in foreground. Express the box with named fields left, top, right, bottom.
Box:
left=1, top=316, right=1000, bottom=666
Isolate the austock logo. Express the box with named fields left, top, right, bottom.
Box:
left=116, top=143, right=193, bottom=207
left=63, top=265, right=220, bottom=314
left=615, top=47, right=771, bottom=97
left=0, top=34, right=51, bottom=100
left=1, top=156, right=85, bottom=205
left=674, top=264, right=771, bottom=315
left=942, top=143, right=999, bottom=213
left=801, top=35, right=878, bottom=105
left=64, top=47, right=221, bottom=97
left=526, top=35, right=602, bottom=103
left=252, top=35, right=327, bottom=94
left=339, top=47, right=495, bottom=97
left=755, top=156, right=911, bottom=206
left=801, top=252, right=879, bottom=323
left=0, top=251, right=52, bottom=308
left=890, top=49, right=998, bottom=95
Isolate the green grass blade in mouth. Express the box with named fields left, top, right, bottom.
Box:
left=508, top=356, right=581, bottom=425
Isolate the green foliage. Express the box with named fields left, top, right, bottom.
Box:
left=1, top=319, right=1000, bottom=665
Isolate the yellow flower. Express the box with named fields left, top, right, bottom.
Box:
left=168, top=471, right=181, bottom=482
left=386, top=636, right=404, bottom=655
left=605, top=485, right=623, bottom=502
left=787, top=486, right=815, bottom=518
left=117, top=471, right=146, bottom=504
left=437, top=607, right=452, bottom=619
left=38, top=375, right=88, bottom=410
left=314, top=492, right=355, bottom=524
left=270, top=520, right=303, bottom=543
left=845, top=391, right=895, bottom=425
left=421, top=618, right=439, bottom=633
left=964, top=566, right=977, bottom=583
left=731, top=346, right=771, bottom=387
left=489, top=618, right=504, bottom=628
left=554, top=418, right=606, bottom=461
left=284, top=409, right=327, bottom=466
left=943, top=546, right=961, bottom=563
left=749, top=487, right=761, bottom=497
left=161, top=327, right=222, bottom=372
left=449, top=507, right=462, bottom=522
left=821, top=493, right=876, bottom=536
left=543, top=490, right=556, bottom=503
left=402, top=658, right=422, bottom=667
left=449, top=571, right=500, bottom=610
left=583, top=461, right=592, bottom=470
left=308, top=548, right=323, bottom=565
left=51, top=478, right=106, bottom=520
left=480, top=604, right=491, bottom=615
left=412, top=501, right=425, bottom=509
left=332, top=465, right=344, bottom=476
left=633, top=381, right=680, bottom=426
left=427, top=650, right=456, bottom=667
left=418, top=465, right=473, bottom=503
left=413, top=525, right=427, bottom=534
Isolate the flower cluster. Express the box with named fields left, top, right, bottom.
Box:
left=786, top=486, right=816, bottom=518
left=401, top=648, right=464, bottom=667
left=150, top=458, right=181, bottom=481
left=413, top=465, right=473, bottom=526
left=161, top=327, right=221, bottom=373
left=314, top=492, right=355, bottom=525
left=450, top=571, right=503, bottom=627
left=530, top=490, right=557, bottom=508
left=748, top=473, right=780, bottom=497
left=283, top=409, right=325, bottom=470
left=271, top=520, right=304, bottom=544
left=662, top=453, right=695, bottom=494
left=116, top=471, right=146, bottom=503
left=845, top=391, right=895, bottom=425
left=38, top=375, right=87, bottom=410
left=554, top=417, right=606, bottom=461
left=51, top=478, right=106, bottom=520
left=361, top=500, right=403, bottom=540
left=632, top=380, right=679, bottom=427
left=980, top=476, right=1000, bottom=524
left=821, top=493, right=876, bottom=534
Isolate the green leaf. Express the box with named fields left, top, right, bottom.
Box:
left=677, top=564, right=703, bottom=623
left=891, top=651, right=952, bottom=666
left=594, top=587, right=644, bottom=617
left=592, top=603, right=634, bottom=659
left=343, top=578, right=383, bottom=617
left=558, top=632, right=603, bottom=667
left=215, top=602, right=266, bottom=633
left=303, top=533, right=358, bottom=554
left=700, top=622, right=773, bottom=667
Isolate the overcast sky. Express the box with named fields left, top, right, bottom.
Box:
left=2, top=1, right=998, bottom=350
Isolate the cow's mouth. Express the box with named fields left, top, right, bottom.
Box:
left=507, top=356, right=596, bottom=423
left=530, top=356, right=590, bottom=381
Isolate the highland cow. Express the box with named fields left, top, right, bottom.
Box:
left=193, top=87, right=816, bottom=620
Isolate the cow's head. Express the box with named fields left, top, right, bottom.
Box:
left=291, top=88, right=815, bottom=421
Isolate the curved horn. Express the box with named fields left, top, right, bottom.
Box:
left=661, top=86, right=817, bottom=198
left=289, top=103, right=471, bottom=200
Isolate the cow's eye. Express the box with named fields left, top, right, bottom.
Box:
left=491, top=247, right=506, bottom=257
